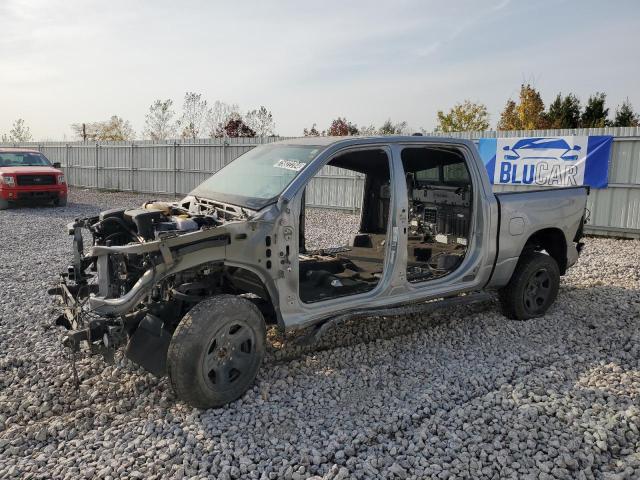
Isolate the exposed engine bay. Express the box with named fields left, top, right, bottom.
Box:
left=49, top=197, right=274, bottom=377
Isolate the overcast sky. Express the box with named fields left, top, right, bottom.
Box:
left=1, top=0, right=639, bottom=139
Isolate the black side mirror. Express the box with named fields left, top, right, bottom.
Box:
left=53, top=162, right=61, bottom=168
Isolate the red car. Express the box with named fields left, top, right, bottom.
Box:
left=0, top=148, right=68, bottom=209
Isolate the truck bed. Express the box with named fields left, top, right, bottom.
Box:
left=489, top=186, right=589, bottom=287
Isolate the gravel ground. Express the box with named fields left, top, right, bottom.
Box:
left=1, top=187, right=639, bottom=480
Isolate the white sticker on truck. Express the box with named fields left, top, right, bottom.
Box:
left=274, top=159, right=306, bottom=171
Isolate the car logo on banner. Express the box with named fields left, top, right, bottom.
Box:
left=496, top=136, right=588, bottom=186
left=478, top=135, right=612, bottom=188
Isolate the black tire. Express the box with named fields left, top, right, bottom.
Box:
left=54, top=196, right=67, bottom=207
left=0, top=199, right=9, bottom=210
left=498, top=252, right=560, bottom=320
left=167, top=295, right=266, bottom=408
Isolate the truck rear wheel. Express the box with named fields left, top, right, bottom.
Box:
left=498, top=252, right=560, bottom=320
left=167, top=295, right=266, bottom=408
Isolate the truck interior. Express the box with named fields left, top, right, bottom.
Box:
left=298, top=148, right=391, bottom=303
left=401, top=146, right=473, bottom=283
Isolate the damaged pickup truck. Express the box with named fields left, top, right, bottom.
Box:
left=50, top=136, right=588, bottom=408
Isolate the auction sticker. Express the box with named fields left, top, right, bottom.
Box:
left=274, top=159, right=306, bottom=171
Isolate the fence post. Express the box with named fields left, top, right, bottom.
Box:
left=95, top=143, right=99, bottom=189
left=173, top=141, right=178, bottom=196
left=130, top=142, right=135, bottom=192
left=65, top=143, right=70, bottom=186
left=222, top=139, right=227, bottom=166
left=352, top=175, right=358, bottom=214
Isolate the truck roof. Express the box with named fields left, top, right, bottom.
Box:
left=0, top=147, right=41, bottom=153
left=272, top=135, right=474, bottom=149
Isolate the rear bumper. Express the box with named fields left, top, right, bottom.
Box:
left=0, top=184, right=67, bottom=202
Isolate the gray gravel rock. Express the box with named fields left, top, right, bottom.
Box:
left=0, top=187, right=639, bottom=479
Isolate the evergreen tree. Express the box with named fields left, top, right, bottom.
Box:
left=545, top=93, right=581, bottom=129
left=580, top=92, right=609, bottom=128
left=612, top=98, right=639, bottom=127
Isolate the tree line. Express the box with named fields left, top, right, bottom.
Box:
left=67, top=92, right=276, bottom=142
left=2, top=85, right=638, bottom=142
left=435, top=84, right=639, bottom=133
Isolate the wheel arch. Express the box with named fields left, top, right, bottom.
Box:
left=222, top=263, right=283, bottom=327
left=521, top=227, right=568, bottom=275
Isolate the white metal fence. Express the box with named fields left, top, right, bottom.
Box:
left=3, top=126, right=639, bottom=238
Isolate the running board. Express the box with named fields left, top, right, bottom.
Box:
left=298, top=291, right=493, bottom=345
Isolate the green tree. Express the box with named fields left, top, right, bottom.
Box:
left=580, top=92, right=609, bottom=128
left=545, top=93, right=581, bottom=129
left=498, top=84, right=547, bottom=130
left=612, top=98, right=639, bottom=127
left=436, top=100, right=489, bottom=132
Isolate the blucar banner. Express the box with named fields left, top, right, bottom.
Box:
left=479, top=136, right=612, bottom=188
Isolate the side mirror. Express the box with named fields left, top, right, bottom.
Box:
left=53, top=162, right=61, bottom=168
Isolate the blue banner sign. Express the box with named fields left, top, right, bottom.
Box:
left=479, top=135, right=612, bottom=188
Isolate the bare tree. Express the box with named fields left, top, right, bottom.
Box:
left=71, top=116, right=135, bottom=141
left=178, top=92, right=208, bottom=140
left=245, top=106, right=276, bottom=137
left=100, top=116, right=135, bottom=141
left=71, top=122, right=100, bottom=141
left=378, top=119, right=409, bottom=135
left=206, top=101, right=240, bottom=138
left=144, top=99, right=177, bottom=140
left=358, top=124, right=377, bottom=136
left=303, top=124, right=323, bottom=136
left=5, top=118, right=33, bottom=142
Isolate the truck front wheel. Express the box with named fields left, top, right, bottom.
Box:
left=0, top=199, right=9, bottom=210
left=498, top=252, right=560, bottom=320
left=167, top=295, right=266, bottom=408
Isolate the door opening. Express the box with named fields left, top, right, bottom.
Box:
left=299, top=148, right=391, bottom=303
left=401, top=146, right=473, bottom=283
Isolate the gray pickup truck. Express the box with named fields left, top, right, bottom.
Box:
left=51, top=136, right=588, bottom=408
